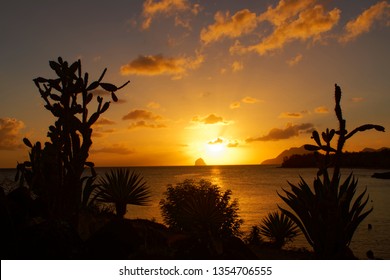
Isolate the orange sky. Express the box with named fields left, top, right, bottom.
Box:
left=1, top=0, right=389, bottom=167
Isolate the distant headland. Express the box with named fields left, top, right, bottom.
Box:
left=262, top=146, right=390, bottom=169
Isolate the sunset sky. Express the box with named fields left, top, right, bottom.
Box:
left=1, top=0, right=389, bottom=167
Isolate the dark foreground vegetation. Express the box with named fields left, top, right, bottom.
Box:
left=0, top=58, right=385, bottom=259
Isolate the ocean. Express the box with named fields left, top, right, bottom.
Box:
left=1, top=165, right=390, bottom=259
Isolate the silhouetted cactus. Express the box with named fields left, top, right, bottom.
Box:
left=16, top=57, right=129, bottom=226
left=279, top=84, right=385, bottom=259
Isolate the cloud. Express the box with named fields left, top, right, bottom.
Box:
left=192, top=114, right=229, bottom=125
left=142, top=0, right=190, bottom=29
left=147, top=101, right=161, bottom=109
left=340, top=1, right=390, bottom=43
left=231, top=3, right=340, bottom=55
left=230, top=101, right=241, bottom=109
left=123, top=109, right=162, bottom=121
left=314, top=106, right=329, bottom=113
left=208, top=138, right=224, bottom=145
left=91, top=144, right=134, bottom=155
left=279, top=112, right=304, bottom=118
left=200, top=9, right=258, bottom=44
left=0, top=118, right=25, bottom=150
left=231, top=61, right=244, bottom=72
left=242, top=96, right=260, bottom=104
left=259, top=0, right=315, bottom=26
left=128, top=121, right=167, bottom=130
left=230, top=96, right=260, bottom=109
left=287, top=54, right=303, bottom=66
left=94, top=117, right=116, bottom=125
left=123, top=109, right=166, bottom=130
left=246, top=123, right=314, bottom=142
left=120, top=53, right=203, bottom=79
left=227, top=141, right=239, bottom=148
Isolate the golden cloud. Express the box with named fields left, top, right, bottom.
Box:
left=314, top=106, right=329, bottom=114
left=208, top=137, right=224, bottom=145
left=200, top=9, right=258, bottom=44
left=192, top=114, right=229, bottom=125
left=231, top=3, right=340, bottom=55
left=286, top=53, right=303, bottom=66
left=120, top=53, right=203, bottom=79
left=230, top=96, right=260, bottom=109
left=340, top=1, right=390, bottom=43
left=128, top=121, right=167, bottom=130
left=259, top=0, right=315, bottom=26
left=142, top=0, right=190, bottom=29
left=0, top=117, right=25, bottom=150
left=231, top=61, right=244, bottom=72
left=279, top=112, right=304, bottom=118
left=123, top=109, right=166, bottom=130
left=94, top=117, right=116, bottom=125
left=246, top=123, right=314, bottom=142
left=123, top=109, right=162, bottom=121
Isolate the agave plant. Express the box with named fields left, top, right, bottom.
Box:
left=279, top=84, right=384, bottom=259
left=259, top=211, right=300, bottom=248
left=95, top=168, right=151, bottom=218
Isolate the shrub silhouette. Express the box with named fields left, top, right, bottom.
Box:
left=160, top=179, right=242, bottom=238
left=278, top=84, right=385, bottom=259
left=16, top=57, right=129, bottom=226
left=259, top=211, right=300, bottom=249
left=94, top=168, right=151, bottom=218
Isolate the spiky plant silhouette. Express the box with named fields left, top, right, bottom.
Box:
left=259, top=211, right=300, bottom=249
left=16, top=57, right=129, bottom=226
left=95, top=168, right=151, bottom=218
left=278, top=84, right=385, bottom=259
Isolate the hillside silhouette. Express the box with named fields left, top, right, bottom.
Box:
left=281, top=148, right=390, bottom=169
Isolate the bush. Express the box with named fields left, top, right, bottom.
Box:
left=159, top=179, right=243, bottom=238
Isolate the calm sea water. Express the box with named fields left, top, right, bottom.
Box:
left=1, top=165, right=390, bottom=259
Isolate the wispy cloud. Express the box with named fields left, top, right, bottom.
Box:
left=147, top=101, right=161, bottom=109
left=246, top=123, right=314, bottom=142
left=230, top=96, right=261, bottom=109
left=231, top=61, right=244, bottom=72
left=123, top=109, right=162, bottom=121
left=200, top=9, right=258, bottom=44
left=94, top=117, right=116, bottom=125
left=123, top=109, right=166, bottom=130
left=227, top=140, right=239, bottom=148
left=286, top=54, right=303, bottom=66
left=192, top=114, right=229, bottom=125
left=314, top=106, right=329, bottom=114
left=231, top=2, right=340, bottom=55
left=340, top=1, right=390, bottom=43
left=142, top=0, right=190, bottom=29
left=128, top=121, right=167, bottom=130
left=279, top=112, right=304, bottom=119
left=0, top=118, right=24, bottom=150
left=208, top=137, right=224, bottom=145
left=120, top=53, right=203, bottom=80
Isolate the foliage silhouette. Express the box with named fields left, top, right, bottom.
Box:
left=259, top=211, right=300, bottom=249
left=278, top=84, right=385, bottom=259
left=244, top=225, right=263, bottom=246
left=16, top=57, right=129, bottom=226
left=94, top=168, right=151, bottom=218
left=160, top=179, right=242, bottom=237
